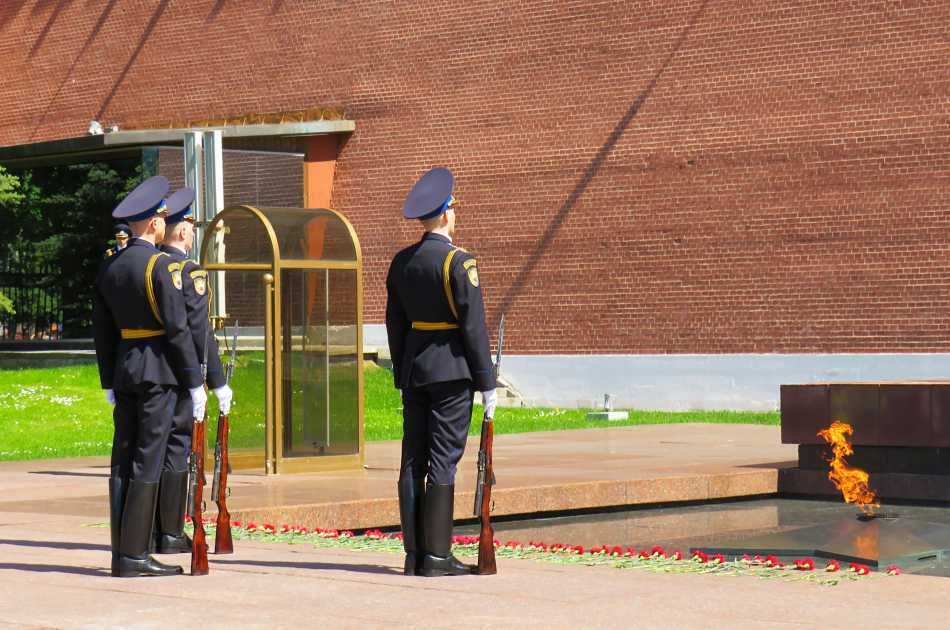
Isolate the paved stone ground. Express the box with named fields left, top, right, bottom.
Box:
left=0, top=510, right=946, bottom=629
left=1, top=425, right=947, bottom=627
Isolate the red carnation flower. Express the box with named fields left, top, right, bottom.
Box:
left=672, top=550, right=684, bottom=561
left=692, top=551, right=709, bottom=563
left=794, top=558, right=815, bottom=571
left=711, top=554, right=726, bottom=565
left=231, top=520, right=242, bottom=527
left=765, top=555, right=784, bottom=568
left=886, top=565, right=902, bottom=576
left=825, top=560, right=841, bottom=572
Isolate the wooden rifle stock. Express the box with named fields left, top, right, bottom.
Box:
left=213, top=323, right=238, bottom=554
left=212, top=411, right=232, bottom=554
left=475, top=416, right=497, bottom=575
left=189, top=412, right=209, bottom=576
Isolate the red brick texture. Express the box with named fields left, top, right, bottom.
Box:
left=1, top=1, right=948, bottom=354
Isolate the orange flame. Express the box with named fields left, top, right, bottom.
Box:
left=816, top=421, right=879, bottom=515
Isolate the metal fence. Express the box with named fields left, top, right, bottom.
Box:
left=0, top=257, right=63, bottom=340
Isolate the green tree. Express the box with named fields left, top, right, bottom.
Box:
left=0, top=165, right=23, bottom=206
left=0, top=166, right=23, bottom=322
left=0, top=292, right=13, bottom=316
left=3, top=160, right=141, bottom=336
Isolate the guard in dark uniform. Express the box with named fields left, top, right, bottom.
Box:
left=93, top=175, right=207, bottom=577
left=154, top=187, right=232, bottom=553
left=386, top=167, right=498, bottom=577
left=103, top=223, right=131, bottom=259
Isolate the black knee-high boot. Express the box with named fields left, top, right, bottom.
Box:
left=109, top=476, right=127, bottom=577
left=154, top=470, right=191, bottom=553
left=420, top=483, right=473, bottom=577
left=116, top=480, right=183, bottom=577
left=398, top=476, right=425, bottom=575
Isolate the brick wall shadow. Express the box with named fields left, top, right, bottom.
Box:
left=497, top=0, right=713, bottom=319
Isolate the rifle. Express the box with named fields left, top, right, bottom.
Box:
left=187, top=328, right=210, bottom=576
left=212, top=323, right=238, bottom=554
left=473, top=314, right=504, bottom=575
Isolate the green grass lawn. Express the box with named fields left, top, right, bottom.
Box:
left=0, top=357, right=778, bottom=462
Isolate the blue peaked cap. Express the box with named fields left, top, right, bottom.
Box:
left=165, top=187, right=196, bottom=225
left=112, top=176, right=169, bottom=223
left=402, top=167, right=455, bottom=220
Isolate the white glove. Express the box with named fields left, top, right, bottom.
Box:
left=189, top=386, right=208, bottom=419
left=213, top=384, right=233, bottom=415
left=104, top=389, right=116, bottom=405
left=482, top=389, right=498, bottom=419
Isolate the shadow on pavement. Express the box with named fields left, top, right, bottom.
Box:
left=213, top=558, right=402, bottom=576
left=739, top=461, right=797, bottom=469
left=0, top=562, right=109, bottom=577
left=29, top=470, right=110, bottom=478
left=0, top=538, right=110, bottom=552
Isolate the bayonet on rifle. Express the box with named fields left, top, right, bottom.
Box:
left=188, top=325, right=211, bottom=575
left=212, top=322, right=238, bottom=555
left=212, top=324, right=238, bottom=499
left=474, top=315, right=504, bottom=517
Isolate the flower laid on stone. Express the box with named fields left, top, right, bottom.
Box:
left=764, top=555, right=784, bottom=568
left=179, top=519, right=898, bottom=586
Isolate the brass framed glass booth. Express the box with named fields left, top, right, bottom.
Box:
left=200, top=205, right=364, bottom=474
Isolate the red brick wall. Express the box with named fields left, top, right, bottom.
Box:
left=2, top=1, right=948, bottom=354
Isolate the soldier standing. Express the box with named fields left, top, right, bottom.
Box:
left=103, top=223, right=130, bottom=259
left=93, top=176, right=207, bottom=577
left=154, top=187, right=232, bottom=554
left=386, top=167, right=498, bottom=577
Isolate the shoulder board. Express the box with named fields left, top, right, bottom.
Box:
left=462, top=258, right=477, bottom=270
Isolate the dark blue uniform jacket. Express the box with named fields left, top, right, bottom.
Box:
left=93, top=238, right=202, bottom=391
left=160, top=245, right=225, bottom=389
left=386, top=232, right=496, bottom=392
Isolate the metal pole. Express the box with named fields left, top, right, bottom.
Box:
left=202, top=131, right=225, bottom=313
left=183, top=131, right=204, bottom=260
left=263, top=272, right=275, bottom=475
